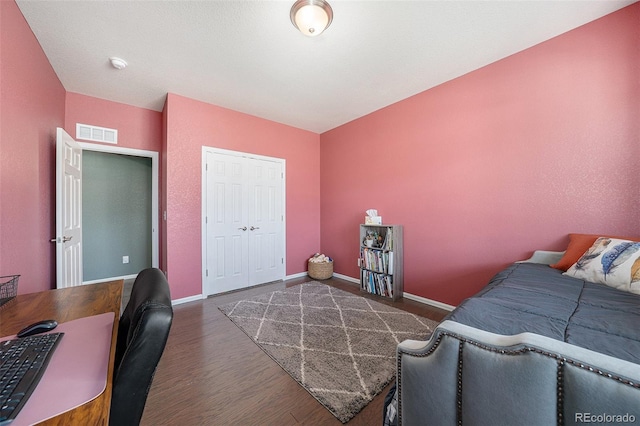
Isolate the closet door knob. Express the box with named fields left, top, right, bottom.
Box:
left=250, top=226, right=260, bottom=231
left=238, top=227, right=247, bottom=231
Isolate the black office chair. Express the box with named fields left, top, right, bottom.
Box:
left=110, top=268, right=173, bottom=426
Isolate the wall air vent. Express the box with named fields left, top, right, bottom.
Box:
left=76, top=123, right=118, bottom=144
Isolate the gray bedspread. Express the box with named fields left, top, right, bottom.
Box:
left=446, top=262, right=640, bottom=364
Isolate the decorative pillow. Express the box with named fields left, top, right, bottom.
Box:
left=550, top=233, right=638, bottom=271
left=564, top=237, right=640, bottom=294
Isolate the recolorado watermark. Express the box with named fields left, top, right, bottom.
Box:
left=575, top=413, right=636, bottom=423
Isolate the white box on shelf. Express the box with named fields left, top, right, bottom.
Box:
left=365, top=216, right=382, bottom=225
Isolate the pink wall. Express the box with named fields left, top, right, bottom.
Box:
left=0, top=0, right=66, bottom=294
left=64, top=93, right=162, bottom=153
left=320, top=4, right=640, bottom=306
left=65, top=92, right=164, bottom=271
left=164, top=94, right=320, bottom=299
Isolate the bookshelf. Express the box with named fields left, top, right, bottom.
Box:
left=358, top=224, right=403, bottom=301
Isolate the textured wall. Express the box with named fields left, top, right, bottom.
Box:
left=65, top=93, right=163, bottom=274
left=165, top=94, right=321, bottom=300
left=64, top=92, right=162, bottom=152
left=320, top=4, right=640, bottom=306
left=0, top=0, right=65, bottom=294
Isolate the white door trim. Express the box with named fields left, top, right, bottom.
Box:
left=201, top=146, right=287, bottom=296
left=79, top=142, right=160, bottom=270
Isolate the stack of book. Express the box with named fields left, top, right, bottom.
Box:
left=359, top=248, right=394, bottom=274
left=361, top=270, right=393, bottom=298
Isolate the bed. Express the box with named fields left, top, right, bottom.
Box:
left=395, top=249, right=640, bottom=425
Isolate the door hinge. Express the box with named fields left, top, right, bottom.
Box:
left=206, top=269, right=209, bottom=277
left=282, top=258, right=284, bottom=264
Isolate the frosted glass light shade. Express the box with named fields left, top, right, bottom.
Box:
left=290, top=0, right=333, bottom=37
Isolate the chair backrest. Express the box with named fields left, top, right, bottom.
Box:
left=110, top=268, right=173, bottom=426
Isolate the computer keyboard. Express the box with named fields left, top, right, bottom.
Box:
left=0, top=333, right=63, bottom=425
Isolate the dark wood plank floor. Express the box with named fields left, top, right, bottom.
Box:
left=141, top=276, right=448, bottom=425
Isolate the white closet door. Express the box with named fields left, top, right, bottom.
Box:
left=205, top=151, right=249, bottom=294
left=247, top=159, right=284, bottom=285
left=203, top=149, right=284, bottom=296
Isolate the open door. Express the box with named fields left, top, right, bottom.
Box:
left=54, top=128, right=83, bottom=288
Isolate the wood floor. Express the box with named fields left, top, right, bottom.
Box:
left=140, top=276, right=448, bottom=425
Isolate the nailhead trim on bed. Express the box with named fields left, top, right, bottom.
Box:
left=456, top=341, right=464, bottom=426
left=397, top=331, right=640, bottom=425
left=557, top=360, right=565, bottom=426
left=396, top=333, right=443, bottom=425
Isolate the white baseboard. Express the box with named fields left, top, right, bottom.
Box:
left=86, top=274, right=204, bottom=306
left=286, top=271, right=360, bottom=285
left=403, top=292, right=456, bottom=312
left=277, top=271, right=456, bottom=312
left=330, top=273, right=455, bottom=311
left=286, top=271, right=308, bottom=280
left=172, top=294, right=204, bottom=306
left=286, top=271, right=361, bottom=284
left=332, top=272, right=359, bottom=284
left=83, top=274, right=138, bottom=285
left=286, top=271, right=360, bottom=284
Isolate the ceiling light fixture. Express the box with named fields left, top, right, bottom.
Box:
left=109, top=57, right=128, bottom=70
left=290, top=0, right=333, bottom=37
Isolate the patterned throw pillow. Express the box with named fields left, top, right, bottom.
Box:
left=550, top=233, right=639, bottom=271
left=564, top=237, right=640, bottom=294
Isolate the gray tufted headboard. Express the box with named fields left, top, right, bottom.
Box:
left=397, top=320, right=640, bottom=425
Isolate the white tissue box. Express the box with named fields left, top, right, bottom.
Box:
left=365, top=216, right=382, bottom=225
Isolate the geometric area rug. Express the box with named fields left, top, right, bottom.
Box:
left=218, top=282, right=438, bottom=423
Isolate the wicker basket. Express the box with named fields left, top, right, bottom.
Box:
left=0, top=275, right=19, bottom=308
left=308, top=260, right=333, bottom=280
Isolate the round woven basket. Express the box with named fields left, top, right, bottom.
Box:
left=308, top=260, right=333, bottom=280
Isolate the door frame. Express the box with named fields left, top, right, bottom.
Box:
left=201, top=146, right=286, bottom=296
left=79, top=143, right=160, bottom=279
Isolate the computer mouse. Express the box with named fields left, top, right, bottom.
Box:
left=17, top=319, right=58, bottom=338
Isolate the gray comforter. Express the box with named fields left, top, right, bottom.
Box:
left=446, top=262, right=640, bottom=364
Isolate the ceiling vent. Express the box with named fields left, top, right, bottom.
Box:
left=76, top=123, right=118, bottom=144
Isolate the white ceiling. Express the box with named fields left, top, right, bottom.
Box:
left=16, top=0, right=636, bottom=133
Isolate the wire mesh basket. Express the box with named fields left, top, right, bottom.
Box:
left=0, top=275, right=19, bottom=308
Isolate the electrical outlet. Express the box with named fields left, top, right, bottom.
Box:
left=122, top=256, right=129, bottom=264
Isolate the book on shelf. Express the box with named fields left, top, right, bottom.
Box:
left=360, top=248, right=394, bottom=274
left=361, top=270, right=393, bottom=298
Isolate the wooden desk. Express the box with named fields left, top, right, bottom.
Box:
left=0, top=280, right=123, bottom=425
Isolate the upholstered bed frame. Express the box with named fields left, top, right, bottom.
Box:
left=396, top=251, right=640, bottom=425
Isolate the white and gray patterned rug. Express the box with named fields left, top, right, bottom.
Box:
left=218, top=282, right=437, bottom=423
